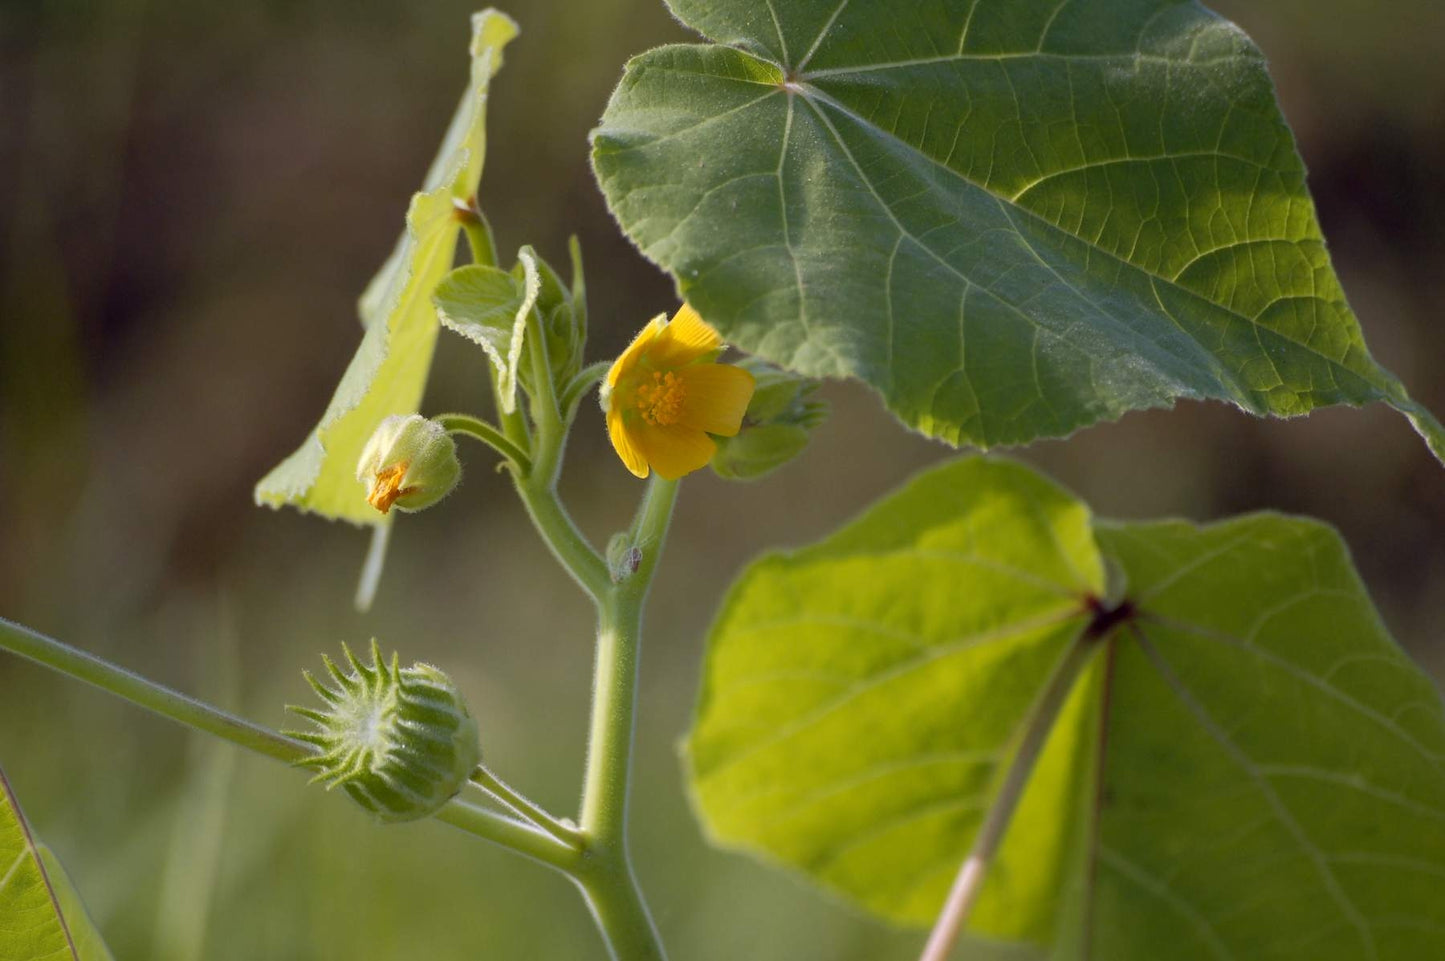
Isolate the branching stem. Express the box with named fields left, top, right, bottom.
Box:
left=470, top=764, right=583, bottom=850
left=573, top=475, right=677, bottom=961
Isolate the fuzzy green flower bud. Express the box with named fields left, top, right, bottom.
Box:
left=711, top=359, right=827, bottom=481
left=288, top=640, right=481, bottom=823
left=356, top=414, right=461, bottom=514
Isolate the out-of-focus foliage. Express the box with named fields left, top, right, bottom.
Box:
left=1, top=0, right=1443, bottom=958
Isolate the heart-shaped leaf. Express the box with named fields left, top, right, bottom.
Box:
left=688, top=457, right=1445, bottom=957
left=593, top=0, right=1444, bottom=461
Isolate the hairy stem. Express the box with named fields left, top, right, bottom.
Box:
left=458, top=203, right=497, bottom=268
left=438, top=411, right=533, bottom=474
left=919, top=627, right=1098, bottom=961
left=574, top=858, right=666, bottom=961
left=470, top=764, right=583, bottom=849
left=560, top=361, right=611, bottom=423
left=580, top=477, right=676, bottom=839
left=514, top=481, right=610, bottom=601
left=568, top=476, right=678, bottom=960
left=0, top=616, right=305, bottom=764
left=0, top=617, right=577, bottom=868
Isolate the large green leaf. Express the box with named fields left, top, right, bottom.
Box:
left=255, top=10, right=518, bottom=524
left=687, top=457, right=1445, bottom=958
left=0, top=766, right=113, bottom=961
left=592, top=0, right=1445, bottom=461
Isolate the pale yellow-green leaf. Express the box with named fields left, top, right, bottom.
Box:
left=689, top=457, right=1445, bottom=958
left=0, top=767, right=113, bottom=961
left=255, top=10, right=518, bottom=524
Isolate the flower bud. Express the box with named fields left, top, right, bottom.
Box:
left=289, top=640, right=481, bottom=823
left=356, top=414, right=461, bottom=514
left=711, top=359, right=826, bottom=481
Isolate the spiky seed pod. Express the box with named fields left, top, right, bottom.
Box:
left=288, top=640, right=481, bottom=823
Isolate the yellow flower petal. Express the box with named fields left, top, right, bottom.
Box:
left=607, top=314, right=667, bottom=389
left=607, top=408, right=650, bottom=478
left=649, top=303, right=723, bottom=369
left=628, top=420, right=717, bottom=480
left=676, top=363, right=756, bottom=437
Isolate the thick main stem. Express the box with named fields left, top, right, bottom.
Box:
left=574, top=859, right=665, bottom=961
left=919, top=628, right=1099, bottom=961
left=574, top=476, right=678, bottom=961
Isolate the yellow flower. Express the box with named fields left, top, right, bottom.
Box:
left=604, top=304, right=756, bottom=480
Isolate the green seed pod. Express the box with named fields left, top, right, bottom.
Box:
left=356, top=414, right=461, bottom=514
left=711, top=359, right=827, bottom=481
left=289, top=640, right=481, bottom=823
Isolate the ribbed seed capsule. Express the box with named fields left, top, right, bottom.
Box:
left=288, top=640, right=481, bottom=822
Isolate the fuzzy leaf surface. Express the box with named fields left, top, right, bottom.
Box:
left=593, top=0, right=1445, bottom=459
left=434, top=254, right=541, bottom=415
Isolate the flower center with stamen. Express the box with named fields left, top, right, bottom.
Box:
left=635, top=371, right=686, bottom=426
left=366, top=462, right=413, bottom=513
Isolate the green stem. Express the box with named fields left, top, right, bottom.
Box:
left=573, top=859, right=666, bottom=961
left=562, top=476, right=678, bottom=961
left=495, top=386, right=531, bottom=453
left=438, top=412, right=532, bottom=475
left=514, top=482, right=610, bottom=601
left=458, top=204, right=497, bottom=268
left=580, top=477, right=677, bottom=839
left=434, top=798, right=579, bottom=872
left=470, top=764, right=583, bottom=849
left=559, top=361, right=611, bottom=423
left=526, top=308, right=564, bottom=448
left=0, top=617, right=576, bottom=868
left=0, top=616, right=305, bottom=764
left=918, top=627, right=1099, bottom=961
left=510, top=319, right=610, bottom=600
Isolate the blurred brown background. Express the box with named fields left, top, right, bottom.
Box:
left=1, top=0, right=1441, bottom=958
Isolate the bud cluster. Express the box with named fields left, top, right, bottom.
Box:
left=711, top=358, right=827, bottom=480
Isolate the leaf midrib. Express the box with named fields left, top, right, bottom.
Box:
left=0, top=768, right=80, bottom=961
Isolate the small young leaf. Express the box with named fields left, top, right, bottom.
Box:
left=593, top=0, right=1445, bottom=462
left=0, top=765, right=114, bottom=961
left=687, top=457, right=1445, bottom=958
left=255, top=10, right=519, bottom=524
left=433, top=257, right=539, bottom=414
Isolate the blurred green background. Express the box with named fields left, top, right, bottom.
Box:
left=1, top=0, right=1442, bottom=957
